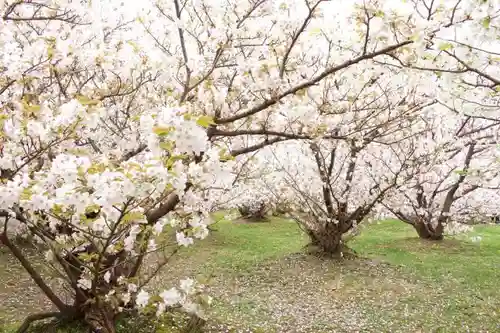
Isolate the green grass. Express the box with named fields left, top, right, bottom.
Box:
left=178, top=215, right=307, bottom=272
left=2, top=217, right=500, bottom=332
left=352, top=220, right=500, bottom=290
left=351, top=220, right=500, bottom=332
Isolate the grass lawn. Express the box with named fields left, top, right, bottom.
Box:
left=1, top=216, right=500, bottom=332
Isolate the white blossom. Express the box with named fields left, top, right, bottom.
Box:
left=136, top=290, right=150, bottom=308
left=160, top=288, right=181, bottom=306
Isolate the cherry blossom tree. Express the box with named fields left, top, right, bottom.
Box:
left=0, top=1, right=230, bottom=331
left=259, top=83, right=434, bottom=256
left=381, top=110, right=500, bottom=240
left=376, top=0, right=500, bottom=240
left=453, top=188, right=500, bottom=224
left=0, top=0, right=440, bottom=331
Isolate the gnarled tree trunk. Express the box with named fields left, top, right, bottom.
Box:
left=306, top=223, right=352, bottom=258
left=411, top=217, right=444, bottom=241
left=84, top=302, right=117, bottom=333
left=237, top=201, right=268, bottom=221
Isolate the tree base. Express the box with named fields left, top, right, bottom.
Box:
left=234, top=216, right=270, bottom=224
left=413, top=222, right=444, bottom=241
left=17, top=310, right=81, bottom=333
left=304, top=242, right=357, bottom=260
left=419, top=235, right=444, bottom=241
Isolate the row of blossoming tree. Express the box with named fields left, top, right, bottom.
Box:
left=1, top=0, right=499, bottom=332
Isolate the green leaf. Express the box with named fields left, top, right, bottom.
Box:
left=75, top=95, right=100, bottom=106
left=309, top=27, right=322, bottom=36
left=166, top=154, right=189, bottom=168
left=51, top=204, right=63, bottom=215
left=159, top=141, right=175, bottom=151
left=26, top=104, right=41, bottom=113
left=165, top=88, right=175, bottom=97
left=482, top=16, right=491, bottom=29
left=20, top=188, right=33, bottom=200
left=122, top=211, right=145, bottom=223
left=316, top=124, right=328, bottom=134
left=67, top=148, right=89, bottom=156
left=85, top=204, right=101, bottom=215
left=198, top=294, right=212, bottom=307
left=296, top=88, right=307, bottom=97
left=196, top=115, right=215, bottom=128
left=219, top=148, right=235, bottom=161
left=438, top=42, right=453, bottom=51
left=87, top=163, right=106, bottom=174
left=152, top=126, right=174, bottom=136
left=203, top=79, right=213, bottom=89
left=45, top=38, right=56, bottom=59
left=78, top=252, right=98, bottom=262
left=126, top=40, right=140, bottom=53
left=113, top=241, right=124, bottom=252
left=149, top=295, right=163, bottom=303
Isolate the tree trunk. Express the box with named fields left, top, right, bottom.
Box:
left=306, top=224, right=351, bottom=258
left=413, top=219, right=444, bottom=240
left=183, top=315, right=206, bottom=333
left=85, top=302, right=117, bottom=333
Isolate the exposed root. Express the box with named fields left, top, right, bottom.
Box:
left=17, top=311, right=63, bottom=333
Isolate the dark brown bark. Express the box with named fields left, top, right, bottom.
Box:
left=237, top=202, right=268, bottom=221
left=306, top=223, right=350, bottom=258
left=83, top=299, right=118, bottom=333
left=15, top=308, right=82, bottom=333
left=146, top=191, right=181, bottom=224
left=17, top=312, right=61, bottom=333
left=184, top=315, right=206, bottom=333
left=412, top=219, right=444, bottom=240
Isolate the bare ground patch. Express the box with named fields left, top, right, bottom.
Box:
left=0, top=247, right=55, bottom=326
left=155, top=252, right=452, bottom=333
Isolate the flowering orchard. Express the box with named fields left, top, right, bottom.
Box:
left=1, top=0, right=499, bottom=332
left=381, top=112, right=500, bottom=239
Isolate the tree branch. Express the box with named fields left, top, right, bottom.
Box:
left=0, top=213, right=68, bottom=312
left=216, top=40, right=412, bottom=124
